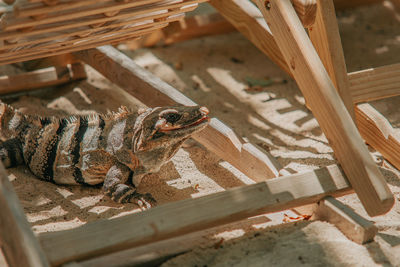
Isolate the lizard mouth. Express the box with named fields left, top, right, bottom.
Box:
left=158, top=106, right=210, bottom=132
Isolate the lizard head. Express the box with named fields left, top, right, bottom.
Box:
left=133, top=105, right=210, bottom=152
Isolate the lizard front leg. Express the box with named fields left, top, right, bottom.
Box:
left=103, top=164, right=156, bottom=208
left=0, top=138, right=24, bottom=168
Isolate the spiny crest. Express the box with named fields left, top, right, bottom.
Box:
left=103, top=106, right=134, bottom=120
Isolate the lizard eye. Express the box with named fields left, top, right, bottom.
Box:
left=164, top=113, right=181, bottom=124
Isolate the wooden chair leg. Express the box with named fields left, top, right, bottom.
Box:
left=308, top=0, right=355, bottom=121
left=0, top=163, right=50, bottom=267
left=256, top=0, right=393, bottom=216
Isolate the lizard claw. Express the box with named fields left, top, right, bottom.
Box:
left=127, top=192, right=157, bottom=209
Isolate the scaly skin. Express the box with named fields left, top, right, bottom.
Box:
left=0, top=103, right=209, bottom=207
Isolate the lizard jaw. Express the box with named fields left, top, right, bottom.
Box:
left=158, top=106, right=209, bottom=132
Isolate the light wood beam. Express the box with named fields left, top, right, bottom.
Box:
left=307, top=0, right=355, bottom=121
left=256, top=0, right=394, bottom=216
left=314, top=196, right=378, bottom=244
left=356, top=103, right=400, bottom=170
left=0, top=63, right=86, bottom=95
left=74, top=46, right=282, bottom=181
left=0, top=163, right=50, bottom=267
left=348, top=63, right=400, bottom=103
left=292, top=0, right=317, bottom=27
left=39, top=164, right=352, bottom=266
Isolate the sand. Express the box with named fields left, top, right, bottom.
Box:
left=1, top=1, right=400, bottom=266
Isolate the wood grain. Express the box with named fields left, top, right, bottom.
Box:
left=0, top=163, right=50, bottom=267
left=308, top=0, right=355, bottom=121
left=356, top=103, right=400, bottom=170
left=256, top=0, right=394, bottom=216
left=315, top=196, right=378, bottom=244
left=0, top=0, right=204, bottom=65
left=74, top=46, right=282, bottom=181
left=292, top=0, right=317, bottom=27
left=39, top=164, right=352, bottom=266
left=348, top=63, right=400, bottom=103
left=0, top=63, right=86, bottom=95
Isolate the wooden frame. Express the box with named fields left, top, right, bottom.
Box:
left=0, top=0, right=398, bottom=266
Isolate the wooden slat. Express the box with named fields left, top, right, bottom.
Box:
left=0, top=13, right=181, bottom=54
left=74, top=46, right=282, bottom=181
left=0, top=0, right=205, bottom=65
left=38, top=164, right=352, bottom=266
left=0, top=23, right=167, bottom=65
left=0, top=63, right=86, bottom=95
left=256, top=0, right=394, bottom=216
left=0, top=1, right=197, bottom=41
left=22, top=53, right=80, bottom=70
left=64, top=227, right=218, bottom=267
left=162, top=12, right=236, bottom=45
left=315, top=196, right=378, bottom=244
left=210, top=0, right=290, bottom=74
left=348, top=63, right=400, bottom=103
left=0, top=163, right=50, bottom=267
left=308, top=0, right=355, bottom=121
left=2, top=0, right=169, bottom=30
left=126, top=12, right=236, bottom=49
left=14, top=0, right=111, bottom=18
left=356, top=103, right=400, bottom=170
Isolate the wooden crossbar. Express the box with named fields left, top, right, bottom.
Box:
left=38, top=164, right=352, bottom=266
left=349, top=63, right=400, bottom=103
left=0, top=63, right=86, bottom=95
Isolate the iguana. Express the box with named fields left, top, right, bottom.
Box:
left=0, top=103, right=209, bottom=207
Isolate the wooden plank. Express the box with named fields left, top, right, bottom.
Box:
left=0, top=0, right=203, bottom=65
left=2, top=0, right=171, bottom=30
left=292, top=0, right=317, bottom=27
left=0, top=23, right=167, bottom=65
left=348, top=63, right=400, bottom=103
left=74, top=46, right=282, bottom=181
left=0, top=163, right=50, bottom=267
left=39, top=164, right=353, bottom=266
left=117, top=12, right=236, bottom=49
left=0, top=0, right=197, bottom=41
left=0, top=11, right=184, bottom=53
left=356, top=103, right=400, bottom=170
left=210, top=0, right=290, bottom=74
left=256, top=0, right=393, bottom=216
left=22, top=53, right=79, bottom=70
left=65, top=227, right=218, bottom=267
left=308, top=0, right=355, bottom=121
left=315, top=196, right=378, bottom=244
left=162, top=12, right=236, bottom=45
left=0, top=63, right=86, bottom=95
left=14, top=0, right=111, bottom=18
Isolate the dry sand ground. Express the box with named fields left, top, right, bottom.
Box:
left=1, top=2, right=400, bottom=266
